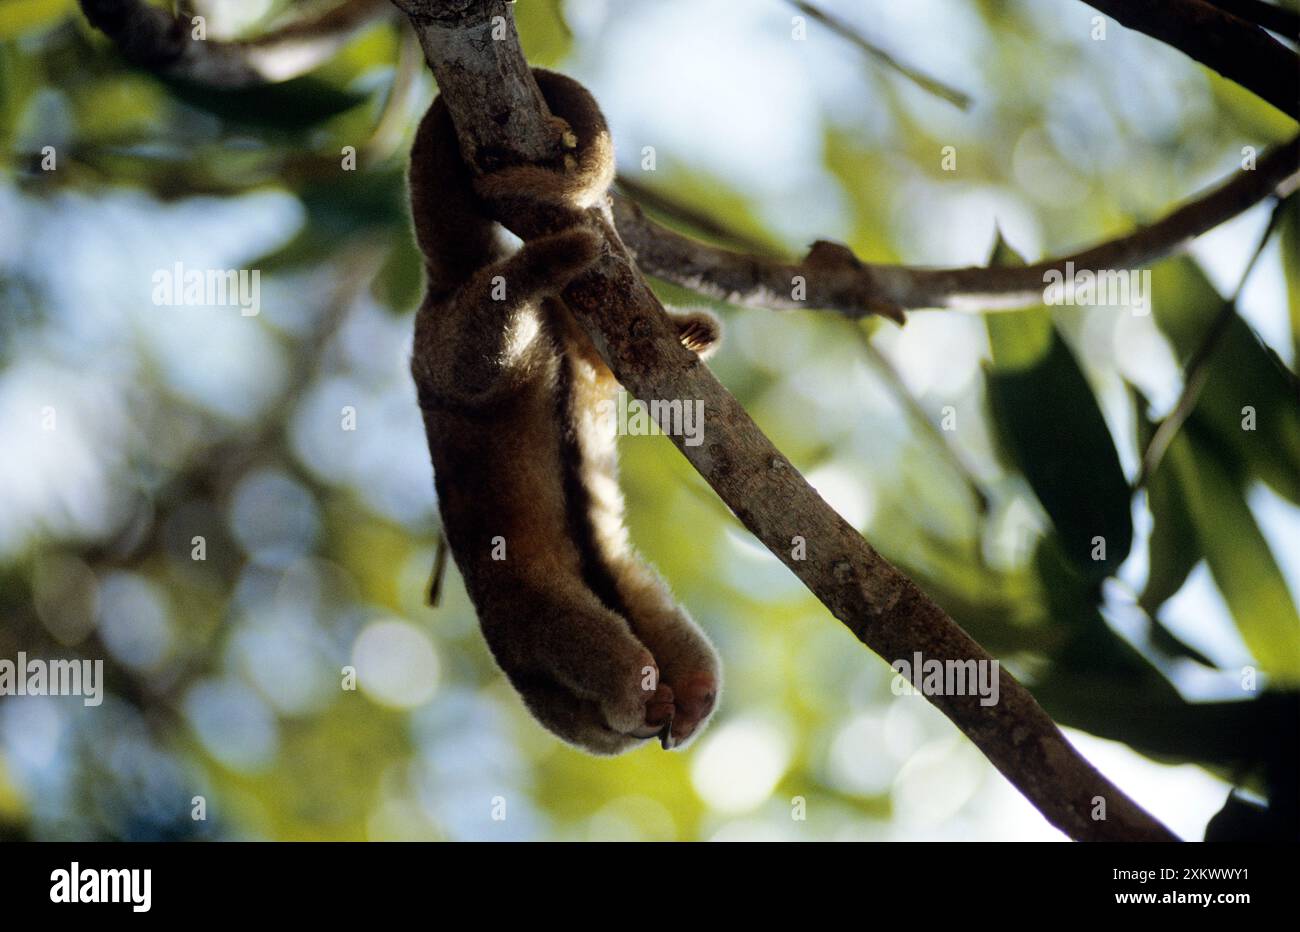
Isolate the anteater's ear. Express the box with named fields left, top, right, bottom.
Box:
left=670, top=308, right=722, bottom=359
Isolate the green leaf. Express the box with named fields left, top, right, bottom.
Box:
left=298, top=167, right=407, bottom=234
left=985, top=295, right=1052, bottom=374
left=1152, top=256, right=1300, bottom=503
left=1204, top=792, right=1274, bottom=842
left=251, top=170, right=408, bottom=273
left=161, top=75, right=369, bottom=133
left=372, top=230, right=424, bottom=314
left=1135, top=390, right=1200, bottom=615
left=247, top=226, right=336, bottom=274
left=1160, top=416, right=1300, bottom=682
left=984, top=236, right=1133, bottom=581
left=1281, top=197, right=1300, bottom=366
left=515, top=0, right=573, bottom=68
left=822, top=126, right=905, bottom=264
left=983, top=237, right=1056, bottom=371
left=71, top=74, right=167, bottom=142
left=1206, top=71, right=1300, bottom=146
left=0, top=43, right=39, bottom=151
left=1033, top=668, right=1285, bottom=769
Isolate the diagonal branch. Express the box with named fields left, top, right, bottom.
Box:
left=614, top=174, right=779, bottom=256
left=388, top=0, right=1178, bottom=842
left=1201, top=0, right=1300, bottom=37
left=850, top=326, right=992, bottom=513
left=613, top=136, right=1300, bottom=317
left=1080, top=0, right=1300, bottom=119
left=1136, top=193, right=1293, bottom=487
left=79, top=0, right=393, bottom=88
left=784, top=0, right=972, bottom=110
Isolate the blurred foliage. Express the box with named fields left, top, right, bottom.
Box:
left=0, top=0, right=1297, bottom=842
left=984, top=236, right=1133, bottom=584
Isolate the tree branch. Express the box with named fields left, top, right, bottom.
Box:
left=850, top=325, right=992, bottom=514
left=1136, top=193, right=1292, bottom=486
left=389, top=0, right=1177, bottom=841
left=1201, top=0, right=1300, bottom=37
left=79, top=0, right=393, bottom=88
left=784, top=0, right=972, bottom=110
left=613, top=137, right=1299, bottom=317
left=1080, top=0, right=1300, bottom=120
left=614, top=174, right=779, bottom=256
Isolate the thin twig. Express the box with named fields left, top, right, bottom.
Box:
left=785, top=0, right=972, bottom=110
left=426, top=531, right=450, bottom=605
left=362, top=22, right=424, bottom=165
left=615, top=174, right=780, bottom=256
left=612, top=137, right=1300, bottom=317
left=851, top=325, right=991, bottom=513
left=1135, top=194, right=1293, bottom=486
